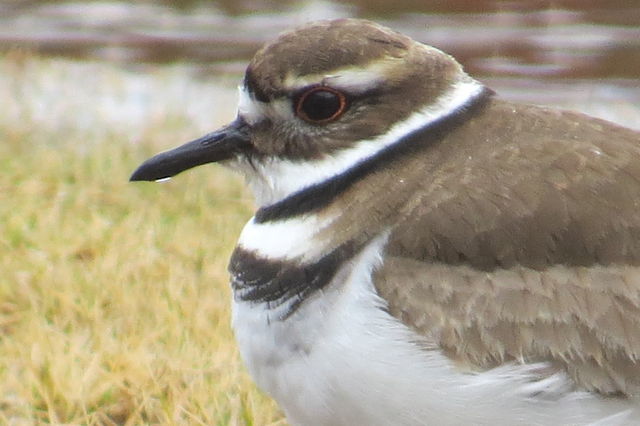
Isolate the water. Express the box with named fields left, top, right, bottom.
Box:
left=1, top=0, right=639, bottom=131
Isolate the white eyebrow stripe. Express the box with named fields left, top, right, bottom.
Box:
left=320, top=70, right=384, bottom=94
left=236, top=60, right=398, bottom=125
left=283, top=60, right=399, bottom=95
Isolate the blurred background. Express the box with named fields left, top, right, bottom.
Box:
left=0, top=1, right=639, bottom=424
left=1, top=0, right=639, bottom=133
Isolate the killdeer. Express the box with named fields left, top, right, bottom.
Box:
left=131, top=19, right=640, bottom=425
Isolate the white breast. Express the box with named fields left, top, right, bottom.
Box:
left=231, top=230, right=636, bottom=426
left=236, top=214, right=332, bottom=262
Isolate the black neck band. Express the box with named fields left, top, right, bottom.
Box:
left=255, top=87, right=494, bottom=223
left=229, top=243, right=356, bottom=319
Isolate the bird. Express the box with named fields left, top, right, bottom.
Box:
left=130, top=18, right=640, bottom=426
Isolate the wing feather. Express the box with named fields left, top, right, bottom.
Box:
left=373, top=100, right=640, bottom=395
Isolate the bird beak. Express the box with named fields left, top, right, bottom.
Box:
left=129, top=118, right=250, bottom=182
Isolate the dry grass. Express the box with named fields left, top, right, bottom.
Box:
left=0, top=54, right=284, bottom=425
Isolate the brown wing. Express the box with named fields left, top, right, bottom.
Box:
left=373, top=100, right=640, bottom=395
left=375, top=259, right=640, bottom=395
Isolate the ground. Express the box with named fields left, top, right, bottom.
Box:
left=0, top=53, right=283, bottom=425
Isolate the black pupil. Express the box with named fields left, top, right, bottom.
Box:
left=301, top=90, right=341, bottom=121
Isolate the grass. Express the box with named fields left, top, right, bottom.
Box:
left=0, top=53, right=284, bottom=425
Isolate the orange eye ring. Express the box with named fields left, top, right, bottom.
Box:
left=295, top=86, right=348, bottom=124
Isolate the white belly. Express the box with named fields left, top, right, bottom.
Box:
left=231, top=234, right=637, bottom=426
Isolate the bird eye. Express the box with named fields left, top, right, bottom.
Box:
left=295, top=87, right=347, bottom=124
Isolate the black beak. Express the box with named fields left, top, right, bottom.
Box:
left=130, top=118, right=250, bottom=182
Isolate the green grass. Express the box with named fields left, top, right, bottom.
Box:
left=0, top=54, right=284, bottom=425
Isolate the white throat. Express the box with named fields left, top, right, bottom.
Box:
left=230, top=77, right=485, bottom=207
